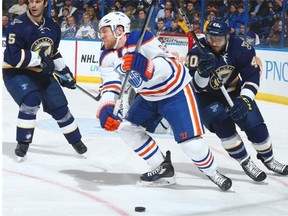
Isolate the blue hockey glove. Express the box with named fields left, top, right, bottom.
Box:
left=197, top=52, right=215, bottom=78
left=228, top=96, right=253, bottom=121
left=58, top=67, right=76, bottom=89
left=39, top=47, right=55, bottom=75
left=122, top=52, right=154, bottom=81
left=97, top=102, right=122, bottom=131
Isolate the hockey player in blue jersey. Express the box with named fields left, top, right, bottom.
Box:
left=3, top=0, right=87, bottom=160
left=186, top=19, right=288, bottom=181
left=96, top=12, right=232, bottom=190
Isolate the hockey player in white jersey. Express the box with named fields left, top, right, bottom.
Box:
left=96, top=12, right=232, bottom=191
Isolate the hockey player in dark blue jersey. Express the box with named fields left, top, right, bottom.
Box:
left=186, top=19, right=288, bottom=181
left=3, top=0, right=87, bottom=161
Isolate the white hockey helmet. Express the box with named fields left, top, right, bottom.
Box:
left=99, top=12, right=131, bottom=34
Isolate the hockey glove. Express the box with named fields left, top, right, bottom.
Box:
left=122, top=52, right=154, bottom=81
left=197, top=52, right=215, bottom=78
left=39, top=47, right=55, bottom=75
left=228, top=96, right=253, bottom=122
left=97, top=102, right=122, bottom=131
left=57, top=67, right=76, bottom=89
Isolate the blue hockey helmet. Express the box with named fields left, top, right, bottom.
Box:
left=206, top=19, right=230, bottom=36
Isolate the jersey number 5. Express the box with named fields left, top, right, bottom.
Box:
left=8, top=33, right=16, bottom=45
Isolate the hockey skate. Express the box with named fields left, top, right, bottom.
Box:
left=240, top=156, right=267, bottom=182
left=15, top=142, right=30, bottom=162
left=72, top=140, right=87, bottom=158
left=138, top=151, right=176, bottom=186
left=257, top=155, right=288, bottom=175
left=207, top=171, right=232, bottom=191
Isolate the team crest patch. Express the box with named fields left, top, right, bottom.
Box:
left=31, top=37, right=54, bottom=56
left=128, top=71, right=143, bottom=88
left=210, top=65, right=234, bottom=90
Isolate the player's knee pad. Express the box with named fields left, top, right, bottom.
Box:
left=245, top=122, right=269, bottom=144
left=49, top=106, right=73, bottom=123
left=180, top=136, right=209, bottom=160
left=202, top=102, right=235, bottom=138
left=19, top=91, right=41, bottom=115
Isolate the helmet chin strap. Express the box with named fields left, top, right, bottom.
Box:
left=113, top=32, right=126, bottom=49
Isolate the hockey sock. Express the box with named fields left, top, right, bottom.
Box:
left=118, top=121, right=164, bottom=168
left=221, top=132, right=248, bottom=162
left=180, top=137, right=217, bottom=176
left=16, top=91, right=41, bottom=143
left=49, top=106, right=81, bottom=144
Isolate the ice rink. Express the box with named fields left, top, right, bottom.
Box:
left=2, top=83, right=288, bottom=216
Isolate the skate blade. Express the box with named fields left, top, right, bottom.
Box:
left=17, top=156, right=25, bottom=163
left=79, top=153, right=87, bottom=159
left=137, top=177, right=176, bottom=187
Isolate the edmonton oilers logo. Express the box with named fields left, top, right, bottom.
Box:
left=129, top=71, right=143, bottom=88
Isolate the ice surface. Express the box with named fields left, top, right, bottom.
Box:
left=2, top=83, right=288, bottom=216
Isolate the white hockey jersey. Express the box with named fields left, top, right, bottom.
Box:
left=98, top=30, right=192, bottom=104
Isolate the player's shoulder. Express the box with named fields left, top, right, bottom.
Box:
left=229, top=35, right=255, bottom=52
left=7, top=13, right=28, bottom=32
left=44, top=16, right=61, bottom=31
left=126, top=30, right=154, bottom=47
left=228, top=35, right=256, bottom=59
left=99, top=49, right=116, bottom=66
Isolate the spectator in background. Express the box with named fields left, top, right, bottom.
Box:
left=131, top=8, right=147, bottom=31
left=8, top=0, right=27, bottom=19
left=58, top=0, right=77, bottom=17
left=51, top=8, right=59, bottom=23
left=75, top=12, right=96, bottom=39
left=93, top=1, right=106, bottom=20
left=184, top=1, right=197, bottom=24
left=85, top=5, right=99, bottom=31
left=230, top=4, right=248, bottom=36
left=238, top=23, right=260, bottom=47
left=54, top=0, right=65, bottom=13
left=163, top=8, right=173, bottom=32
left=2, top=16, right=9, bottom=36
left=203, top=9, right=217, bottom=33
left=191, top=19, right=201, bottom=34
left=156, top=17, right=168, bottom=36
left=169, top=18, right=184, bottom=34
left=114, top=0, right=125, bottom=13
left=249, top=0, right=270, bottom=33
left=62, top=15, right=78, bottom=38
left=227, top=3, right=237, bottom=31
left=59, top=6, right=70, bottom=35
left=266, top=19, right=284, bottom=47
left=155, top=0, right=175, bottom=23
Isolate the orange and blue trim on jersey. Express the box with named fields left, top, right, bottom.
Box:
left=140, top=58, right=186, bottom=96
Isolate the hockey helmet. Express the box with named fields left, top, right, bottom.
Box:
left=206, top=19, right=230, bottom=36
left=99, top=12, right=131, bottom=34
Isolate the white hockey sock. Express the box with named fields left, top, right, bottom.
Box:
left=180, top=137, right=217, bottom=176
left=118, top=121, right=164, bottom=168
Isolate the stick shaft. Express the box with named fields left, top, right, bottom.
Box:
left=112, top=1, right=156, bottom=115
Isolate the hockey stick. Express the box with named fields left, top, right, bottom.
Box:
left=112, top=0, right=157, bottom=115
left=174, top=2, right=234, bottom=107
left=53, top=71, right=101, bottom=101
